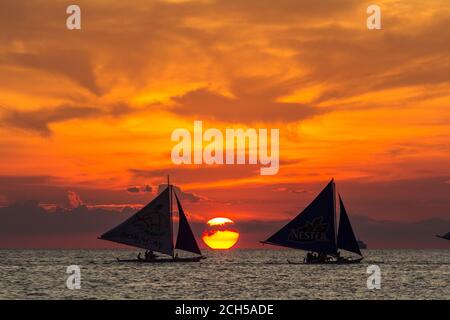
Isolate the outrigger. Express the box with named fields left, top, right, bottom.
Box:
left=99, top=176, right=206, bottom=263
left=261, top=179, right=363, bottom=264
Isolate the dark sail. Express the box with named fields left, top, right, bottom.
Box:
left=437, top=232, right=450, bottom=241
left=174, top=193, right=202, bottom=255
left=337, top=195, right=362, bottom=256
left=99, top=187, right=174, bottom=256
left=263, top=179, right=337, bottom=254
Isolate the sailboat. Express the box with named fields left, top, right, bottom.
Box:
left=261, top=179, right=363, bottom=264
left=436, top=232, right=450, bottom=241
left=99, top=178, right=205, bottom=263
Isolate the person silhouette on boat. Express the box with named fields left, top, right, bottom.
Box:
left=137, top=250, right=156, bottom=261
left=316, top=252, right=325, bottom=263
left=144, top=250, right=156, bottom=261
left=335, top=251, right=350, bottom=263
left=305, top=252, right=312, bottom=263
left=305, top=252, right=320, bottom=263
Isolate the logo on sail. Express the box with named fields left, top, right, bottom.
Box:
left=133, top=205, right=169, bottom=236
left=288, top=217, right=329, bottom=242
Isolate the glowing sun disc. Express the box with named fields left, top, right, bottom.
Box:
left=202, top=217, right=239, bottom=249
left=207, top=217, right=234, bottom=226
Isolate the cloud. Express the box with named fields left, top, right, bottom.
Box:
left=127, top=185, right=152, bottom=193
left=66, top=191, right=84, bottom=208
left=0, top=175, right=64, bottom=204
left=274, top=186, right=310, bottom=194
left=284, top=17, right=450, bottom=105
left=7, top=50, right=101, bottom=95
left=0, top=0, right=448, bottom=134
left=130, top=165, right=260, bottom=184
left=0, top=194, right=8, bottom=206
left=0, top=103, right=134, bottom=136
left=1, top=0, right=448, bottom=109
left=0, top=199, right=448, bottom=249
left=0, top=200, right=128, bottom=238
left=0, top=105, right=101, bottom=136
left=170, top=77, right=320, bottom=122
left=0, top=175, right=157, bottom=209
left=349, top=215, right=450, bottom=248
left=211, top=0, right=361, bottom=24
left=127, top=186, right=140, bottom=193
left=157, top=184, right=207, bottom=203
left=0, top=1, right=449, bottom=249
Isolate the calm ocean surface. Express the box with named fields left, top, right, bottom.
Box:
left=0, top=249, right=448, bottom=299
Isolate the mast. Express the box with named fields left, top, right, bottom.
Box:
left=168, top=175, right=175, bottom=259
left=337, top=194, right=362, bottom=256
left=174, top=192, right=202, bottom=256
left=332, top=178, right=337, bottom=255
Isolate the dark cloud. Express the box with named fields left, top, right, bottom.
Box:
left=0, top=105, right=100, bottom=136
left=0, top=103, right=134, bottom=136
left=335, top=177, right=450, bottom=221
left=281, top=17, right=450, bottom=105
left=170, top=77, right=320, bottom=122
left=0, top=194, right=8, bottom=206
left=7, top=50, right=101, bottom=95
left=157, top=184, right=207, bottom=203
left=127, top=186, right=140, bottom=193
left=0, top=175, right=56, bottom=186
left=0, top=175, right=154, bottom=208
left=130, top=165, right=260, bottom=184
left=0, top=0, right=448, bottom=126
left=212, top=0, right=361, bottom=24
left=66, top=191, right=84, bottom=208
left=0, top=199, right=448, bottom=249
left=0, top=1, right=448, bottom=99
left=273, top=185, right=311, bottom=194
left=350, top=215, right=450, bottom=249
left=266, top=177, right=450, bottom=222
left=0, top=200, right=130, bottom=238
left=127, top=185, right=153, bottom=193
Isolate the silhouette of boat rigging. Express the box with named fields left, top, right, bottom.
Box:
left=99, top=177, right=205, bottom=263
left=262, top=179, right=363, bottom=264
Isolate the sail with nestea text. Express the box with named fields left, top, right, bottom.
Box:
left=263, top=180, right=338, bottom=254
left=337, top=195, right=362, bottom=256
left=100, top=187, right=174, bottom=256
left=175, top=193, right=202, bottom=255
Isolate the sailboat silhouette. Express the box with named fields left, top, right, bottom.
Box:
left=261, top=179, right=363, bottom=264
left=99, top=177, right=205, bottom=263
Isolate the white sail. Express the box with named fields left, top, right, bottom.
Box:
left=100, top=187, right=174, bottom=256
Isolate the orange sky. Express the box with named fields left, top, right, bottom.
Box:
left=0, top=0, right=449, bottom=238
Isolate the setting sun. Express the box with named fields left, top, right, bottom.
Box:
left=202, top=217, right=240, bottom=250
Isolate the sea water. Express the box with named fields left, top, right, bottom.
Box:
left=0, top=249, right=448, bottom=299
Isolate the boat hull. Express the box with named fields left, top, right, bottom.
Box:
left=287, top=257, right=363, bottom=265
left=116, top=256, right=206, bottom=263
